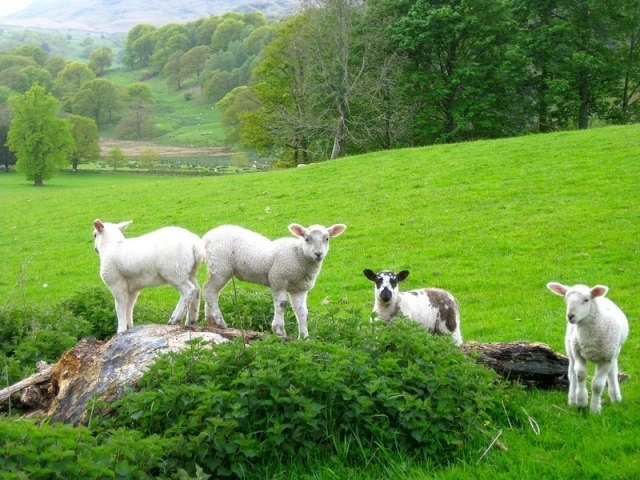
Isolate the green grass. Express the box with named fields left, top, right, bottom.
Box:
left=1, top=124, right=639, bottom=478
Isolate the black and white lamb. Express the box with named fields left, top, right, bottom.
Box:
left=363, top=269, right=463, bottom=346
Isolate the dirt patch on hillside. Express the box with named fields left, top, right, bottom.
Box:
left=99, top=140, right=230, bottom=158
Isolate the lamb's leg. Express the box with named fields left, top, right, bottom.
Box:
left=168, top=281, right=195, bottom=326
left=184, top=269, right=201, bottom=326
left=565, top=336, right=578, bottom=406
left=125, top=290, right=139, bottom=331
left=111, top=284, right=134, bottom=333
left=289, top=291, right=309, bottom=339
left=185, top=278, right=201, bottom=326
left=607, top=358, right=622, bottom=403
left=567, top=355, right=578, bottom=406
left=590, top=361, right=612, bottom=414
left=113, top=296, right=128, bottom=334
left=271, top=289, right=288, bottom=337
left=202, top=275, right=228, bottom=328
left=573, top=356, right=589, bottom=410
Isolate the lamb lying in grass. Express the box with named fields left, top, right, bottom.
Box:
left=547, top=282, right=629, bottom=414
left=202, top=223, right=346, bottom=338
left=363, top=269, right=463, bottom=346
left=93, top=219, right=204, bottom=333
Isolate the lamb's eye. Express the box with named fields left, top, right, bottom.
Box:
left=582, top=298, right=590, bottom=304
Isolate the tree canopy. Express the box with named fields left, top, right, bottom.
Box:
left=1, top=3, right=640, bottom=167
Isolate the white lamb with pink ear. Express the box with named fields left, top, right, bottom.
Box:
left=93, top=219, right=204, bottom=334
left=202, top=223, right=346, bottom=338
left=547, top=282, right=629, bottom=414
left=363, top=269, right=463, bottom=346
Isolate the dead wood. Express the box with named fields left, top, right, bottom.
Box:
left=0, top=361, right=52, bottom=403
left=0, top=324, right=261, bottom=425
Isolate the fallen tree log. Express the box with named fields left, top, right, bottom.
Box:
left=462, top=341, right=569, bottom=389
left=461, top=341, right=629, bottom=389
left=0, top=324, right=261, bottom=424
left=0, top=332, right=628, bottom=425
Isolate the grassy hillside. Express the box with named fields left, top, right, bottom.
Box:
left=102, top=68, right=227, bottom=147
left=1, top=124, right=639, bottom=478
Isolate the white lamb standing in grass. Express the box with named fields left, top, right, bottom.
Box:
left=202, top=223, right=346, bottom=338
left=363, top=269, right=463, bottom=346
left=93, top=219, right=204, bottom=334
left=547, top=282, right=629, bottom=414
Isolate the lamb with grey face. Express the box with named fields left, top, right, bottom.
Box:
left=202, top=223, right=346, bottom=338
left=363, top=269, right=462, bottom=346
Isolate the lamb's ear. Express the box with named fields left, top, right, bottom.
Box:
left=117, top=220, right=133, bottom=232
left=363, top=269, right=377, bottom=281
left=93, top=219, right=104, bottom=232
left=397, top=270, right=410, bottom=282
left=327, top=224, right=346, bottom=237
left=288, top=223, right=306, bottom=238
left=590, top=285, right=609, bottom=298
left=546, top=282, right=568, bottom=296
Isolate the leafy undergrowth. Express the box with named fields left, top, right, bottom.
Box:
left=91, top=316, right=521, bottom=478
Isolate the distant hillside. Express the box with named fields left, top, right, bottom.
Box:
left=0, top=0, right=299, bottom=33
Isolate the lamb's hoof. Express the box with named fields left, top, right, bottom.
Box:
left=272, top=325, right=287, bottom=338
left=206, top=317, right=227, bottom=329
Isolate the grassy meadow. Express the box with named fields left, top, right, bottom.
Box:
left=1, top=124, right=639, bottom=478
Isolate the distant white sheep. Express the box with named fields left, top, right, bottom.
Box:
left=363, top=269, right=463, bottom=346
left=202, top=223, right=346, bottom=338
left=93, top=219, right=204, bottom=333
left=547, top=282, right=629, bottom=414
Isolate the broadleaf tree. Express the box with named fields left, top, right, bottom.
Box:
left=66, top=114, right=100, bottom=171
left=7, top=84, right=73, bottom=186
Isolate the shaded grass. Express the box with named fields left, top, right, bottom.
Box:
left=1, top=124, right=639, bottom=478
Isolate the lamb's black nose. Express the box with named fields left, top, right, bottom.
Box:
left=380, top=289, right=392, bottom=302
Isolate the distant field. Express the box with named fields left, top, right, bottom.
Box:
left=97, top=67, right=238, bottom=171
left=1, top=124, right=639, bottom=478
left=103, top=68, right=227, bottom=148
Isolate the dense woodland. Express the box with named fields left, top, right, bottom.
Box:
left=1, top=0, right=640, bottom=169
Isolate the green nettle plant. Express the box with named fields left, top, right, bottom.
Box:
left=0, top=305, right=92, bottom=385
left=0, top=419, right=174, bottom=479
left=60, top=287, right=118, bottom=340
left=60, top=287, right=180, bottom=339
left=93, top=314, right=518, bottom=478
